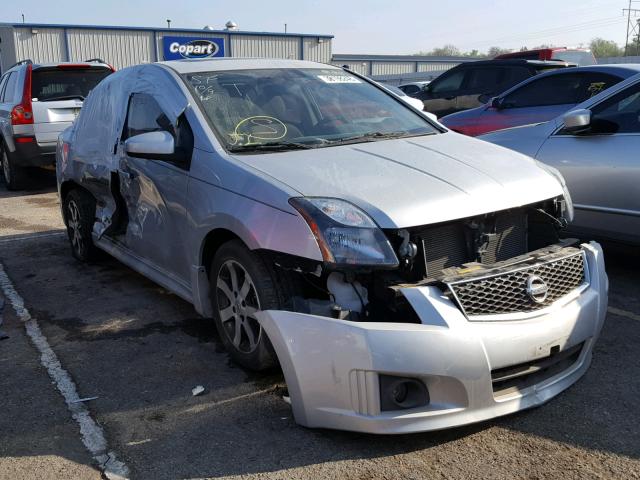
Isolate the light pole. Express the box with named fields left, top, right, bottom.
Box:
left=167, top=19, right=171, bottom=29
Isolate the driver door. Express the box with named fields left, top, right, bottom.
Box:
left=115, top=92, right=194, bottom=282
left=535, top=81, right=640, bottom=243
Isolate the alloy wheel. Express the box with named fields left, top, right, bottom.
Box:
left=215, top=260, right=262, bottom=354
left=66, top=199, right=85, bottom=257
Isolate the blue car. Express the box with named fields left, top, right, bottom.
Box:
left=441, top=65, right=640, bottom=136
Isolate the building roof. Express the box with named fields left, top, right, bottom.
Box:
left=332, top=54, right=484, bottom=63
left=0, top=22, right=334, bottom=39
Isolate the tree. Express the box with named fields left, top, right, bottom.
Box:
left=589, top=38, right=622, bottom=58
left=427, top=44, right=461, bottom=57
left=487, top=46, right=512, bottom=57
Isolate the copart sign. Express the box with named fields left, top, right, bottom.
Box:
left=163, top=36, right=225, bottom=60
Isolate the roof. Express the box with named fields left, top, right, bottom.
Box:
left=332, top=54, right=482, bottom=63
left=158, top=57, right=339, bottom=74
left=0, top=22, right=333, bottom=39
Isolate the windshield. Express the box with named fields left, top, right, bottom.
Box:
left=183, top=68, right=438, bottom=152
left=32, top=68, right=112, bottom=102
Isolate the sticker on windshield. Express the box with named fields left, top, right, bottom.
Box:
left=229, top=116, right=287, bottom=145
left=317, top=74, right=361, bottom=84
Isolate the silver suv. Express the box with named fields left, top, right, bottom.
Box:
left=0, top=59, right=113, bottom=189
left=56, top=59, right=608, bottom=434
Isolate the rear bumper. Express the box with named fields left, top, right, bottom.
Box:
left=9, top=138, right=56, bottom=166
left=256, top=242, right=608, bottom=434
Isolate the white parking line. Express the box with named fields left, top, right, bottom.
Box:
left=608, top=306, right=640, bottom=322
left=0, top=231, right=65, bottom=244
left=0, top=263, right=129, bottom=480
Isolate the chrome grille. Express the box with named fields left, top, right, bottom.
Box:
left=447, top=252, right=586, bottom=318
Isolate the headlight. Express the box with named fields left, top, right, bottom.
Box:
left=538, top=163, right=574, bottom=222
left=289, top=197, right=399, bottom=267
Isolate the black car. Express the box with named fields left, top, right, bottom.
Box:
left=412, top=59, right=575, bottom=117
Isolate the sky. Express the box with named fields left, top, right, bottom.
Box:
left=1, top=0, right=631, bottom=55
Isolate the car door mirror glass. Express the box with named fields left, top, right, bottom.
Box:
left=562, top=109, right=592, bottom=134
left=125, top=131, right=175, bottom=158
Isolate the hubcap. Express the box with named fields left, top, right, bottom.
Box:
left=67, top=200, right=84, bottom=256
left=215, top=260, right=262, bottom=354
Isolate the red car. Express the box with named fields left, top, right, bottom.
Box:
left=495, top=47, right=596, bottom=66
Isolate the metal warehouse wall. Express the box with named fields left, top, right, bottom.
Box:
left=12, top=27, right=65, bottom=63
left=303, top=38, right=331, bottom=63
left=371, top=62, right=415, bottom=76
left=0, top=26, right=17, bottom=71
left=67, top=29, right=154, bottom=69
left=0, top=24, right=333, bottom=73
left=231, top=35, right=299, bottom=59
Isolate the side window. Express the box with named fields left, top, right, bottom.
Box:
left=464, top=68, right=504, bottom=92
left=430, top=70, right=466, bottom=94
left=1, top=73, right=18, bottom=103
left=590, top=82, right=640, bottom=134
left=402, top=85, right=420, bottom=95
left=575, top=73, right=621, bottom=103
left=504, top=66, right=532, bottom=86
left=124, top=93, right=173, bottom=139
left=503, top=74, right=584, bottom=108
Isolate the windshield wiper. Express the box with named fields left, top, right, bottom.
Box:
left=42, top=95, right=85, bottom=102
left=323, top=131, right=418, bottom=146
left=228, top=141, right=318, bottom=153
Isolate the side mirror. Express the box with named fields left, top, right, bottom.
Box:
left=125, top=131, right=175, bottom=159
left=562, top=109, right=591, bottom=134
left=490, top=97, right=504, bottom=109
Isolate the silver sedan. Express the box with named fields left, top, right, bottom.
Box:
left=480, top=73, right=640, bottom=245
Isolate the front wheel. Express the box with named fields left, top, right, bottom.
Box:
left=210, top=240, right=287, bottom=371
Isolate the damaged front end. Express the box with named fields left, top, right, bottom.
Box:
left=256, top=196, right=608, bottom=433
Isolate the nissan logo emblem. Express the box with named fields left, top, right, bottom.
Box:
left=526, top=275, right=549, bottom=303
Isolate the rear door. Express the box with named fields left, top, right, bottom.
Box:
left=30, top=66, right=112, bottom=145
left=536, top=81, right=640, bottom=243
left=455, top=66, right=507, bottom=112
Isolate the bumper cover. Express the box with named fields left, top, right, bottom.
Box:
left=256, top=242, right=608, bottom=434
left=10, top=138, right=56, bottom=167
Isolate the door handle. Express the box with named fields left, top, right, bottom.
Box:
left=444, top=96, right=456, bottom=100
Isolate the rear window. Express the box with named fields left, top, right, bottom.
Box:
left=551, top=50, right=596, bottom=66
left=31, top=68, right=112, bottom=102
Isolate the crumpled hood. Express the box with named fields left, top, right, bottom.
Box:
left=232, top=132, right=563, bottom=229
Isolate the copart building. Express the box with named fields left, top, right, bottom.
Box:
left=0, top=22, right=334, bottom=72
left=0, top=21, right=475, bottom=81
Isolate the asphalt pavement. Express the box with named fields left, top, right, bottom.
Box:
left=0, top=177, right=639, bottom=480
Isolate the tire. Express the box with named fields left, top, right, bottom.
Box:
left=210, top=240, right=289, bottom=371
left=63, top=189, right=99, bottom=262
left=1, top=146, right=29, bottom=191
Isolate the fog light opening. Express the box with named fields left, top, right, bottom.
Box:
left=379, top=375, right=429, bottom=411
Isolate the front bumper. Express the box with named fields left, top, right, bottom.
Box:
left=256, top=242, right=608, bottom=434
